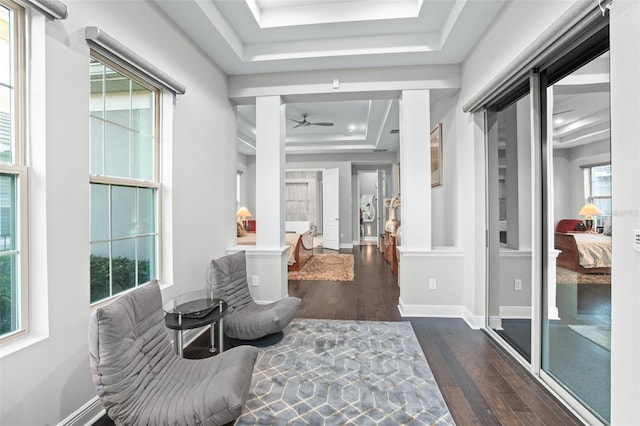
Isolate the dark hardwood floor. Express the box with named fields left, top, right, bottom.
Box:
left=94, top=244, right=582, bottom=426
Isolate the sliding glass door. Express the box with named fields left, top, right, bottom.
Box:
left=542, top=50, right=611, bottom=424
left=487, top=93, right=533, bottom=363
left=484, top=13, right=611, bottom=424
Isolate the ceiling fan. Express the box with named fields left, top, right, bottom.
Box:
left=290, top=113, right=334, bottom=128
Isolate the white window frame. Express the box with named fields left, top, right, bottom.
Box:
left=0, top=0, right=28, bottom=344
left=89, top=51, right=162, bottom=305
left=583, top=162, right=612, bottom=225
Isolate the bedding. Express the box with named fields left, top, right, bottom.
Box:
left=237, top=227, right=314, bottom=271
left=572, top=233, right=612, bottom=269
left=555, top=231, right=611, bottom=274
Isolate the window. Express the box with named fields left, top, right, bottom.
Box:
left=583, top=163, right=612, bottom=226
left=89, top=53, right=160, bottom=304
left=0, top=0, right=26, bottom=340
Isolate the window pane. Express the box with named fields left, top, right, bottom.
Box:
left=137, top=187, right=155, bottom=234
left=137, top=235, right=155, bottom=284
left=90, top=116, right=104, bottom=176
left=131, top=82, right=153, bottom=135
left=0, top=253, right=18, bottom=335
left=0, top=86, right=12, bottom=164
left=90, top=242, right=110, bottom=303
left=89, top=60, right=104, bottom=119
left=0, top=173, right=16, bottom=252
left=594, top=198, right=612, bottom=219
left=90, top=183, right=109, bottom=241
left=104, top=122, right=129, bottom=178
left=132, top=133, right=153, bottom=181
left=104, top=67, right=130, bottom=128
left=111, top=186, right=136, bottom=239
left=0, top=5, right=10, bottom=86
left=112, top=239, right=135, bottom=294
left=591, top=164, right=611, bottom=197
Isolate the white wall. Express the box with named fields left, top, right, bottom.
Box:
left=553, top=140, right=610, bottom=226
left=456, top=0, right=576, bottom=325
left=431, top=92, right=459, bottom=247
left=609, top=2, right=640, bottom=423
left=237, top=152, right=249, bottom=209
left=0, top=1, right=238, bottom=424
left=247, top=155, right=257, bottom=216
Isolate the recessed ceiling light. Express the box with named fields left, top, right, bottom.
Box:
left=348, top=124, right=356, bottom=131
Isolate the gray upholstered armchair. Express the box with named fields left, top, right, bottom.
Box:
left=208, top=251, right=300, bottom=344
left=89, top=280, right=258, bottom=425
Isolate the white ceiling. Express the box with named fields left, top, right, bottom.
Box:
left=552, top=53, right=610, bottom=149
left=151, top=0, right=507, bottom=156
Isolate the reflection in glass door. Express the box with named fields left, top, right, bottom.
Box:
left=487, top=93, right=533, bottom=362
left=543, top=51, right=611, bottom=423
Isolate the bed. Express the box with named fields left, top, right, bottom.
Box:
left=554, top=219, right=611, bottom=274
left=237, top=222, right=314, bottom=272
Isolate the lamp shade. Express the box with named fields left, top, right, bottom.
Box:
left=236, top=207, right=252, bottom=218
left=578, top=203, right=602, bottom=218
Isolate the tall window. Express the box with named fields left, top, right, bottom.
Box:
left=584, top=163, right=612, bottom=226
left=89, top=54, right=160, bottom=304
left=0, top=0, right=26, bottom=339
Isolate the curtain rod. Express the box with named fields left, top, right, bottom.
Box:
left=22, top=0, right=68, bottom=19
left=85, top=26, right=186, bottom=95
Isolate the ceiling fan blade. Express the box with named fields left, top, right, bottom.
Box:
left=292, top=123, right=304, bottom=128
left=289, top=118, right=304, bottom=124
left=309, top=122, right=334, bottom=126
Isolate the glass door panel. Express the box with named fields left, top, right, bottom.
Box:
left=487, top=93, right=533, bottom=362
left=543, top=51, right=611, bottom=423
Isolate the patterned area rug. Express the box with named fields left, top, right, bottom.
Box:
left=235, top=319, right=454, bottom=425
left=288, top=254, right=354, bottom=281
left=556, top=267, right=611, bottom=285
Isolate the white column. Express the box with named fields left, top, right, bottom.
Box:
left=245, top=95, right=287, bottom=301
left=256, top=95, right=286, bottom=248
left=399, top=89, right=431, bottom=250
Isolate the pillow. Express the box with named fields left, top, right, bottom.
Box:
left=604, top=224, right=612, bottom=236
left=237, top=221, right=247, bottom=237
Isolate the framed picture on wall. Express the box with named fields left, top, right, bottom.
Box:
left=430, top=123, right=443, bottom=187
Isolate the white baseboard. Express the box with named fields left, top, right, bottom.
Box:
left=57, top=396, right=104, bottom=426
left=340, top=243, right=354, bottom=249
left=397, top=302, right=485, bottom=330
left=499, top=305, right=532, bottom=319
left=489, top=316, right=503, bottom=330
left=462, top=308, right=484, bottom=329
left=397, top=301, right=465, bottom=318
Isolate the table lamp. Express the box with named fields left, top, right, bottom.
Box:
left=236, top=206, right=252, bottom=231
left=578, top=202, right=601, bottom=232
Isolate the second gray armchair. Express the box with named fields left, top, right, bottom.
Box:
left=208, top=251, right=300, bottom=344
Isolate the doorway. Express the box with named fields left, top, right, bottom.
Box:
left=357, top=170, right=385, bottom=246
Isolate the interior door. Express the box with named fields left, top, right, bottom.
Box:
left=322, top=168, right=340, bottom=250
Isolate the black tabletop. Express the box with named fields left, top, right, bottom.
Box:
left=164, top=300, right=228, bottom=331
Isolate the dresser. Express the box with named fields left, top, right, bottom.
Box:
left=385, top=231, right=398, bottom=274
